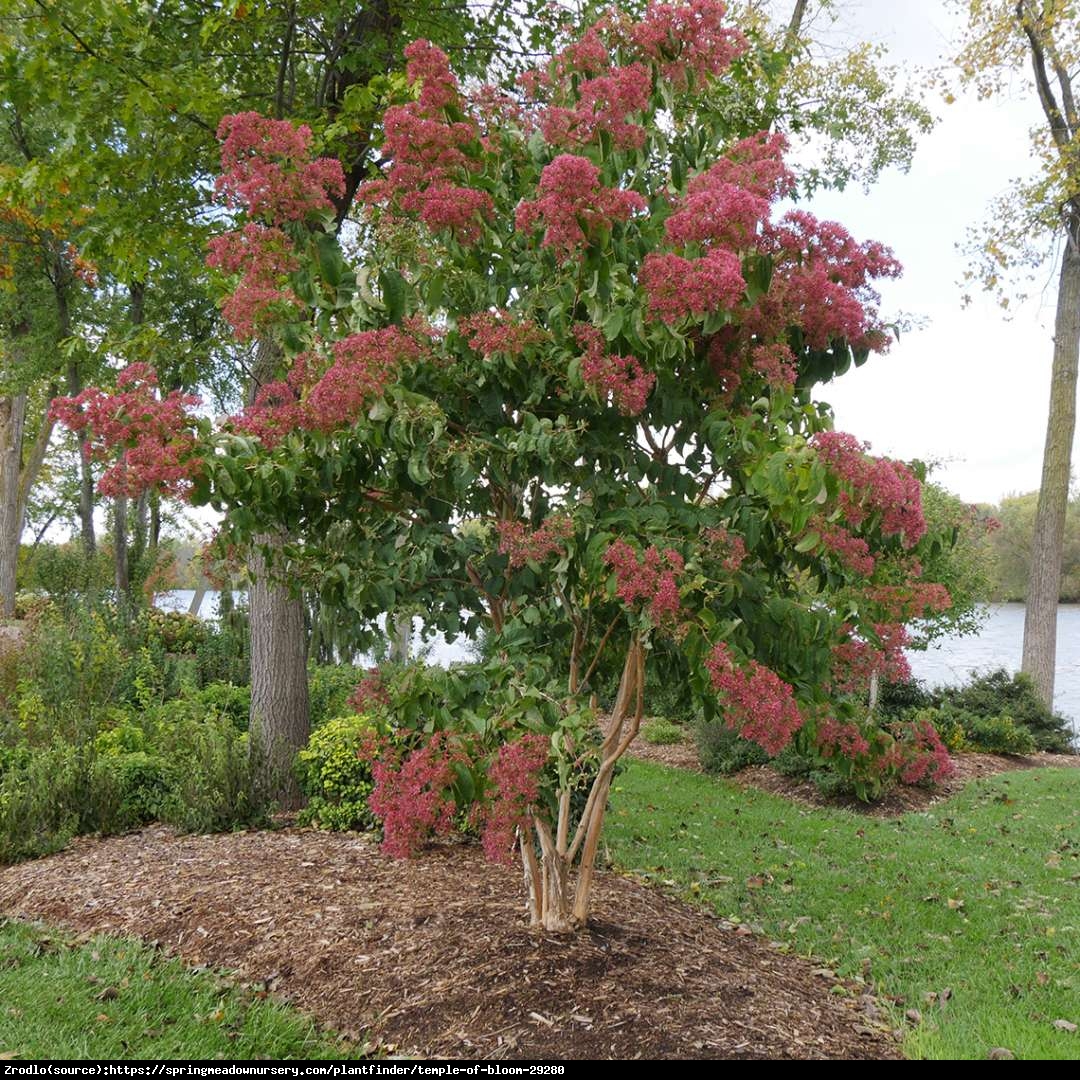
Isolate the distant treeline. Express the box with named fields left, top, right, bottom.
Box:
left=979, top=492, right=1080, bottom=603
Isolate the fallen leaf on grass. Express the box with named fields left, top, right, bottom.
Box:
left=1052, top=1020, right=1077, bottom=1033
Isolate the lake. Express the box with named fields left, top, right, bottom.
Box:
left=158, top=593, right=1079, bottom=728
left=907, top=603, right=1079, bottom=728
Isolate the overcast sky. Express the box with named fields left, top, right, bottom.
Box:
left=791, top=0, right=1069, bottom=506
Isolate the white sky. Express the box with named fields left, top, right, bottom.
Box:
left=793, top=0, right=1069, bottom=505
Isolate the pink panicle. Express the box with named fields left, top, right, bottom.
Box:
left=497, top=515, right=574, bottom=570
left=603, top=540, right=684, bottom=625
left=515, top=154, right=646, bottom=260
left=575, top=323, right=655, bottom=415
left=50, top=364, right=202, bottom=499
left=481, top=734, right=551, bottom=863
left=705, top=642, right=803, bottom=755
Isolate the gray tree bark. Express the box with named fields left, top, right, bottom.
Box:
left=1021, top=220, right=1080, bottom=706
left=248, top=536, right=309, bottom=808
left=246, top=338, right=310, bottom=807
left=0, top=394, right=27, bottom=619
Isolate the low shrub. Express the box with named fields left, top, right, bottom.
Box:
left=193, top=681, right=251, bottom=731
left=937, top=669, right=1074, bottom=753
left=93, top=751, right=177, bottom=829
left=296, top=714, right=381, bottom=832
left=642, top=718, right=685, bottom=745
left=695, top=721, right=769, bottom=774
left=309, top=664, right=363, bottom=729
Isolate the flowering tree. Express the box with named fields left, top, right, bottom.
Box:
left=57, top=1, right=958, bottom=932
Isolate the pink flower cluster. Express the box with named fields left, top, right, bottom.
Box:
left=496, top=515, right=574, bottom=570
left=359, top=41, right=493, bottom=242
left=831, top=621, right=912, bottom=694
left=348, top=668, right=392, bottom=713
left=811, top=431, right=926, bottom=546
left=541, top=62, right=651, bottom=150
left=663, top=174, right=769, bottom=250
left=603, top=540, right=684, bottom=625
left=816, top=718, right=871, bottom=761
left=753, top=212, right=902, bottom=352
left=215, top=112, right=345, bottom=226
left=893, top=720, right=955, bottom=785
left=232, top=327, right=426, bottom=445
left=206, top=223, right=301, bottom=340
left=50, top=363, right=202, bottom=499
left=627, top=0, right=748, bottom=89
left=690, top=131, right=795, bottom=202
left=515, top=154, right=646, bottom=260
left=863, top=582, right=951, bottom=622
left=575, top=323, right=655, bottom=415
left=704, top=525, right=747, bottom=572
left=481, top=734, right=551, bottom=863
left=367, top=733, right=463, bottom=858
left=459, top=311, right=548, bottom=357
left=639, top=249, right=745, bottom=323
left=704, top=642, right=804, bottom=754
left=810, top=518, right=876, bottom=578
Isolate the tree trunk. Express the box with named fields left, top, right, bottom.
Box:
left=1022, top=224, right=1080, bottom=707
left=66, top=360, right=96, bottom=559
left=389, top=612, right=411, bottom=663
left=249, top=535, right=310, bottom=808
left=0, top=394, right=27, bottom=619
left=246, top=337, right=310, bottom=807
left=114, top=494, right=129, bottom=602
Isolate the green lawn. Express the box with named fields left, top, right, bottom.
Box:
left=607, top=760, right=1080, bottom=1060
left=0, top=921, right=362, bottom=1060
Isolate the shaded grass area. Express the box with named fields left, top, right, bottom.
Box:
left=0, top=921, right=362, bottom=1060
left=607, top=761, right=1080, bottom=1060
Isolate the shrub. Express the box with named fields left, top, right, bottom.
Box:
left=296, top=714, right=380, bottom=832
left=642, top=718, right=685, bottom=745
left=0, top=743, right=86, bottom=863
left=157, top=713, right=270, bottom=833
left=308, top=664, right=363, bottom=729
left=939, top=669, right=1074, bottom=753
left=93, top=751, right=177, bottom=829
left=695, top=722, right=769, bottom=774
left=964, top=713, right=1037, bottom=755
left=193, top=681, right=251, bottom=731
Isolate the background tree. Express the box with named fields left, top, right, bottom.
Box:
left=954, top=0, right=1080, bottom=707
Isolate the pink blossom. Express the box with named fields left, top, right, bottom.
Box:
left=497, top=515, right=574, bottom=570
left=481, top=734, right=550, bottom=863
left=50, top=364, right=202, bottom=499
left=704, top=642, right=803, bottom=754
left=603, top=540, right=684, bottom=625
left=515, top=154, right=646, bottom=259
left=640, top=249, right=745, bottom=323
left=459, top=311, right=548, bottom=357
left=629, top=0, right=748, bottom=89
left=575, top=323, right=655, bottom=415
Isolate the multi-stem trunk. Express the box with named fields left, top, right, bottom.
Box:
left=1022, top=221, right=1080, bottom=706
left=519, top=634, right=645, bottom=932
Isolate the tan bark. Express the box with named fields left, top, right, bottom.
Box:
left=1022, top=224, right=1080, bottom=705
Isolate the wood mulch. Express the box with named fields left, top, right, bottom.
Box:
left=727, top=750, right=1080, bottom=817
left=0, top=827, right=899, bottom=1060
left=627, top=734, right=1080, bottom=817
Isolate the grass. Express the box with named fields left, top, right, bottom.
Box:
left=0, top=920, right=362, bottom=1060
left=607, top=760, right=1080, bottom=1061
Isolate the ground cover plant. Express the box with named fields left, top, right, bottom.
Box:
left=607, top=759, right=1080, bottom=1061
left=0, top=920, right=362, bottom=1060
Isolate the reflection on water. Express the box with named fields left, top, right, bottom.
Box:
left=157, top=593, right=1079, bottom=728
left=908, top=603, right=1079, bottom=727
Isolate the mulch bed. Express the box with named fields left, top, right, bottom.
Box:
left=0, top=827, right=899, bottom=1060
left=729, top=751, right=1080, bottom=817
left=627, top=734, right=1080, bottom=817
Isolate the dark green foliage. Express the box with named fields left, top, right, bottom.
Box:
left=308, top=664, right=362, bottom=729
left=937, top=669, right=1074, bottom=752
left=193, top=682, right=251, bottom=731
left=878, top=677, right=936, bottom=720
left=93, top=751, right=178, bottom=829
left=695, top=720, right=769, bottom=774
